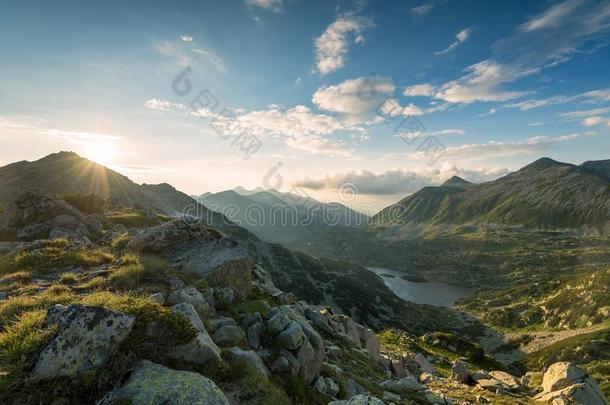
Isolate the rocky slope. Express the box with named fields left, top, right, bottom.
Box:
left=1, top=192, right=606, bottom=404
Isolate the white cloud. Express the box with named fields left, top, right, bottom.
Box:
left=409, top=133, right=587, bottom=161
left=561, top=106, right=610, bottom=119
left=312, top=76, right=394, bottom=120
left=191, top=47, right=227, bottom=73
left=434, top=28, right=472, bottom=55
left=428, top=129, right=464, bottom=136
left=403, top=83, right=435, bottom=97
left=379, top=99, right=424, bottom=117
left=145, top=98, right=185, bottom=112
left=476, top=108, right=497, bottom=117
left=528, top=122, right=546, bottom=127
left=245, top=0, right=282, bottom=13
left=314, top=17, right=373, bottom=75
left=520, top=0, right=583, bottom=32
left=580, top=116, right=610, bottom=127
left=503, top=88, right=610, bottom=111
left=411, top=3, right=434, bottom=17
left=294, top=162, right=510, bottom=195
left=180, top=35, right=193, bottom=42
left=434, top=60, right=532, bottom=103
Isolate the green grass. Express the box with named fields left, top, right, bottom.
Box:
left=53, top=193, right=107, bottom=214
left=0, top=284, right=76, bottom=325
left=108, top=254, right=171, bottom=290
left=104, top=209, right=164, bottom=229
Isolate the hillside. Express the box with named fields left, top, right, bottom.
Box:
left=372, top=158, right=610, bottom=233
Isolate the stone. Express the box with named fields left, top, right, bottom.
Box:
left=314, top=376, right=339, bottom=397
left=345, top=379, right=367, bottom=397
left=380, top=376, right=425, bottom=394
left=295, top=338, right=320, bottom=384
left=247, top=322, right=263, bottom=349
left=477, top=378, right=506, bottom=394
left=170, top=303, right=205, bottom=333
left=450, top=360, right=471, bottom=385
left=116, top=360, right=229, bottom=405
left=382, top=391, right=401, bottom=402
left=337, top=315, right=361, bottom=347
left=32, top=305, right=134, bottom=380
left=149, top=292, right=165, bottom=305
left=414, top=353, right=436, bottom=375
left=214, top=287, right=235, bottom=310
left=541, top=362, right=589, bottom=393
left=390, top=359, right=409, bottom=378
left=489, top=370, right=520, bottom=391
left=305, top=307, right=335, bottom=336
left=357, top=324, right=381, bottom=362
left=276, top=321, right=306, bottom=350
left=209, top=316, right=238, bottom=333
left=167, top=287, right=210, bottom=319
left=225, top=347, right=270, bottom=380
left=171, top=237, right=253, bottom=299
left=168, top=332, right=221, bottom=366
left=327, top=345, right=343, bottom=359
left=212, top=325, right=246, bottom=347
left=127, top=220, right=211, bottom=253
left=267, top=309, right=291, bottom=336
left=536, top=382, right=609, bottom=405
left=242, top=312, right=263, bottom=328
left=535, top=362, right=608, bottom=405
left=328, top=394, right=385, bottom=405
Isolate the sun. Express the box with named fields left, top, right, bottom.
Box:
left=83, top=142, right=115, bottom=166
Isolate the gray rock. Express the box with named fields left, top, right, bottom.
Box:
left=127, top=220, right=211, bottom=253
left=167, top=287, right=211, bottom=319
left=267, top=309, right=291, bottom=336
left=116, top=360, right=229, bottom=404
left=243, top=312, right=263, bottom=328
left=168, top=332, right=221, bottom=366
left=414, top=353, right=436, bottom=375
left=328, top=394, right=385, bottom=405
left=271, top=352, right=299, bottom=375
left=247, top=322, right=263, bottom=349
left=171, top=302, right=205, bottom=333
left=314, top=376, right=340, bottom=397
left=214, top=287, right=235, bottom=310
left=380, top=376, right=425, bottom=394
left=489, top=370, right=520, bottom=391
left=149, top=292, right=166, bottom=305
left=327, top=345, right=342, bottom=359
left=305, top=307, right=335, bottom=336
left=450, top=360, right=471, bottom=384
left=535, top=362, right=608, bottom=405
left=356, top=324, right=381, bottom=362
left=345, top=379, right=367, bottom=397
left=212, top=325, right=246, bottom=347
left=276, top=321, right=306, bottom=350
left=382, top=391, right=401, bottom=402
left=32, top=305, right=134, bottom=380
left=225, top=347, right=270, bottom=380
left=295, top=338, right=320, bottom=384
left=209, top=316, right=238, bottom=333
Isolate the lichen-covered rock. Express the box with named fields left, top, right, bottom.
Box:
left=380, top=376, right=425, bottom=394
left=225, top=347, right=270, bottom=380
left=450, top=360, right=471, bottom=385
left=209, top=316, right=237, bottom=332
left=171, top=237, right=253, bottom=299
left=168, top=331, right=221, bottom=366
left=167, top=287, right=211, bottom=319
left=414, top=353, right=436, bottom=375
left=314, top=376, right=340, bottom=397
left=247, top=322, right=263, bottom=349
left=32, top=304, right=135, bottom=380
left=212, top=324, right=245, bottom=347
left=116, top=360, right=229, bottom=405
left=213, top=287, right=235, bottom=309
left=345, top=379, right=367, bottom=397
left=127, top=219, right=212, bottom=252
left=328, top=394, right=385, bottom=405
left=535, top=362, right=608, bottom=405
left=489, top=370, right=520, bottom=391
left=170, top=302, right=205, bottom=333
left=267, top=310, right=291, bottom=336
left=276, top=321, right=306, bottom=350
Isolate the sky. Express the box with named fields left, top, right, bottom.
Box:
left=1, top=0, right=609, bottom=213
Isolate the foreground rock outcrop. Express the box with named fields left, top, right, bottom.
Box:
left=535, top=362, right=609, bottom=405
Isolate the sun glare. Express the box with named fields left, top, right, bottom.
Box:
left=83, top=142, right=114, bottom=166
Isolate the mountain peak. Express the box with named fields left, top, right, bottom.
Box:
left=520, top=157, right=565, bottom=172
left=441, top=176, right=471, bottom=187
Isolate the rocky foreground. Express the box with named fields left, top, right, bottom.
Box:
left=0, top=192, right=608, bottom=404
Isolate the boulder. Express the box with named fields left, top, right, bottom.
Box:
left=272, top=350, right=300, bottom=375
left=212, top=325, right=246, bottom=347
left=345, top=379, right=367, bottom=397
left=276, top=321, right=306, bottom=350
left=390, top=359, right=410, bottom=378
left=450, top=360, right=471, bottom=385
left=535, top=362, right=608, bottom=405
left=296, top=338, right=320, bottom=384
left=247, top=322, right=263, bottom=349
left=414, top=353, right=436, bottom=375
left=380, top=376, right=426, bottom=394
left=267, top=310, right=291, bottom=336
left=170, top=302, right=205, bottom=333
left=209, top=316, right=238, bottom=333
left=356, top=325, right=381, bottom=362
left=149, top=292, right=166, bottom=305
left=168, top=332, right=221, bottom=366
left=213, top=287, right=235, bottom=309
left=225, top=347, right=270, bottom=380
left=305, top=307, right=335, bottom=336
left=337, top=315, right=361, bottom=347
left=171, top=237, right=253, bottom=299
left=32, top=305, right=134, bottom=380
left=328, top=394, right=385, bottom=405
left=127, top=220, right=211, bottom=252
left=314, top=376, right=340, bottom=397
left=167, top=287, right=211, bottom=319
left=116, top=360, right=229, bottom=404
left=489, top=370, right=520, bottom=391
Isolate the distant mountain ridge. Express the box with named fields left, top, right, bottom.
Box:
left=198, top=188, right=370, bottom=244
left=372, top=158, right=610, bottom=232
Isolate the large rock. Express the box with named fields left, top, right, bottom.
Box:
left=489, top=370, right=520, bottom=391
left=170, top=303, right=205, bottom=333
left=127, top=219, right=212, bottom=252
left=247, top=322, right=263, bottom=349
left=116, top=360, right=229, bottom=404
left=305, top=307, right=335, bottom=336
left=32, top=304, right=134, bottom=379
left=414, top=353, right=436, bottom=375
left=167, top=287, right=211, bottom=319
left=0, top=192, right=93, bottom=241
left=380, top=376, right=426, bottom=394
left=225, top=347, right=270, bottom=380
left=267, top=310, right=291, bottom=336
left=450, top=360, right=471, bottom=385
left=356, top=324, right=381, bottom=362
left=212, top=324, right=246, bottom=347
left=276, top=321, right=306, bottom=350
left=328, top=394, right=385, bottom=405
left=536, top=362, right=608, bottom=405
left=168, top=331, right=221, bottom=366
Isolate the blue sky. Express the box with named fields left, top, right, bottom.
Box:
left=1, top=0, right=609, bottom=212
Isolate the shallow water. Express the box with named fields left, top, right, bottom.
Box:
left=367, top=267, right=474, bottom=307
